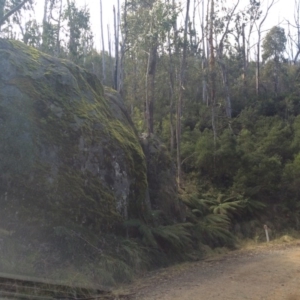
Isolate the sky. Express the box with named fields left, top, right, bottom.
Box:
left=34, top=0, right=295, bottom=53
left=35, top=0, right=120, bottom=50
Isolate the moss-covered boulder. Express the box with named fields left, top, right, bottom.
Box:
left=0, top=39, right=148, bottom=234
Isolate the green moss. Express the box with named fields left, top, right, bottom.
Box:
left=0, top=39, right=149, bottom=235
left=9, top=40, right=40, bottom=59
left=8, top=40, right=41, bottom=71
left=107, top=119, right=148, bottom=217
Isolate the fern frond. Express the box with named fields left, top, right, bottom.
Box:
left=202, top=213, right=231, bottom=226
left=210, top=200, right=242, bottom=215
left=152, top=223, right=193, bottom=252
left=241, top=199, right=266, bottom=214
left=194, top=220, right=235, bottom=245
left=122, top=219, right=158, bottom=248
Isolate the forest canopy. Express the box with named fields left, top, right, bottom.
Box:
left=0, top=0, right=300, bottom=286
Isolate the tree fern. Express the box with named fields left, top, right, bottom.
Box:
left=209, top=193, right=243, bottom=216
left=123, top=219, right=157, bottom=248
left=151, top=223, right=193, bottom=253
left=194, top=214, right=235, bottom=246
left=240, top=198, right=266, bottom=215
left=182, top=194, right=213, bottom=216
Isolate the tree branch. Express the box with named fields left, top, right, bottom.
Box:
left=257, top=0, right=277, bottom=31
left=0, top=0, right=30, bottom=26
left=219, top=0, right=240, bottom=47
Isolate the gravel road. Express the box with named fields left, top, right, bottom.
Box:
left=119, top=241, right=300, bottom=300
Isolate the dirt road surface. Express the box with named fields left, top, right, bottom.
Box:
left=119, top=241, right=300, bottom=300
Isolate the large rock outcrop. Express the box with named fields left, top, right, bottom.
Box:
left=0, top=39, right=149, bottom=233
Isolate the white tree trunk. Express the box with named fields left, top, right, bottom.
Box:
left=100, top=0, right=106, bottom=84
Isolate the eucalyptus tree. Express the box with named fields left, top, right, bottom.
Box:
left=0, top=0, right=31, bottom=29
left=208, top=0, right=216, bottom=144
left=231, top=0, right=262, bottom=94
left=231, top=12, right=247, bottom=92
left=40, top=0, right=64, bottom=56
left=294, top=0, right=300, bottom=63
left=125, top=0, right=176, bottom=136
left=200, top=0, right=208, bottom=105
left=113, top=1, right=120, bottom=91
left=262, top=26, right=287, bottom=95
left=64, top=0, right=93, bottom=64
left=100, top=0, right=106, bottom=84
left=6, top=0, right=34, bottom=42
left=119, top=0, right=128, bottom=96
left=23, top=19, right=41, bottom=47
left=244, top=0, right=261, bottom=64
left=254, top=0, right=276, bottom=96
left=286, top=0, right=300, bottom=64
left=42, top=0, right=49, bottom=47
left=214, top=0, right=240, bottom=119
left=177, top=0, right=191, bottom=185
left=166, top=0, right=180, bottom=152
left=107, top=24, right=114, bottom=86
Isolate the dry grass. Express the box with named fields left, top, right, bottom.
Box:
left=237, top=230, right=300, bottom=251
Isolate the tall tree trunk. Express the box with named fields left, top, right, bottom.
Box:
left=0, top=0, right=5, bottom=21
left=107, top=24, right=114, bottom=87
left=216, top=0, right=239, bottom=119
left=176, top=0, right=190, bottom=186
left=256, top=32, right=260, bottom=96
left=133, top=52, right=138, bottom=116
left=100, top=0, right=106, bottom=84
left=201, top=0, right=207, bottom=105
left=42, top=0, right=48, bottom=39
left=55, top=0, right=63, bottom=56
left=43, top=1, right=47, bottom=22
left=274, top=58, right=279, bottom=96
left=113, top=5, right=119, bottom=91
left=167, top=0, right=176, bottom=153
left=255, top=0, right=275, bottom=96
left=145, top=51, right=151, bottom=135
left=192, top=0, right=197, bottom=52
left=66, top=0, right=77, bottom=60
left=167, top=23, right=175, bottom=153
left=219, top=62, right=231, bottom=118
left=117, top=0, right=121, bottom=91
left=144, top=0, right=158, bottom=136
left=209, top=0, right=216, bottom=145
left=131, top=52, right=139, bottom=115
left=292, top=0, right=300, bottom=63
left=148, top=44, right=158, bottom=134
left=119, top=0, right=128, bottom=96
left=242, top=23, right=246, bottom=91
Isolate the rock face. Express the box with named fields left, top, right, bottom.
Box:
left=140, top=134, right=185, bottom=223
left=0, top=39, right=148, bottom=233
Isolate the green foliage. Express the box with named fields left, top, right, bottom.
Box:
left=178, top=95, right=300, bottom=236
left=209, top=193, right=243, bottom=215
left=84, top=50, right=115, bottom=87
left=240, top=198, right=266, bottom=216
left=291, top=115, right=300, bottom=151
left=152, top=223, right=193, bottom=253
left=182, top=192, right=241, bottom=247
left=123, top=219, right=193, bottom=258
left=194, top=213, right=235, bottom=247
left=262, top=26, right=287, bottom=63
left=62, top=1, right=93, bottom=63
